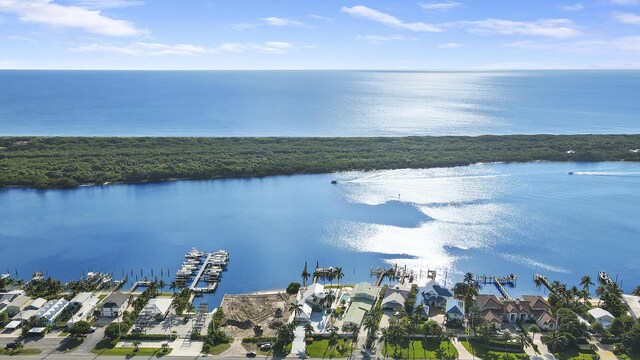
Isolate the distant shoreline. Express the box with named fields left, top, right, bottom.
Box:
left=1, top=134, right=639, bottom=189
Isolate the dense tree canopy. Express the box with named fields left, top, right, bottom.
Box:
left=0, top=135, right=639, bottom=189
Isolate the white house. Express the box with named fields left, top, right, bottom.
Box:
left=70, top=292, right=93, bottom=308
left=293, top=283, right=326, bottom=322
left=35, top=298, right=70, bottom=325
left=100, top=292, right=129, bottom=317
left=588, top=308, right=615, bottom=329
left=68, top=295, right=100, bottom=326
left=141, top=298, right=172, bottom=319
left=445, top=299, right=465, bottom=320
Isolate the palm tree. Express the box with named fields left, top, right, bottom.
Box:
left=301, top=262, right=310, bottom=288
left=528, top=324, right=540, bottom=344
left=380, top=328, right=390, bottom=359
left=542, top=330, right=564, bottom=352
left=324, top=292, right=336, bottom=309
left=158, top=280, right=167, bottom=294
left=534, top=277, right=542, bottom=290
left=169, top=281, right=178, bottom=294
left=335, top=267, right=344, bottom=288
left=580, top=275, right=594, bottom=293
left=304, top=323, right=314, bottom=338
left=518, top=332, right=531, bottom=352
left=632, top=286, right=640, bottom=296
left=328, top=329, right=339, bottom=353
left=595, top=286, right=605, bottom=306
left=289, top=302, right=303, bottom=319
left=132, top=340, right=141, bottom=352
left=443, top=331, right=455, bottom=360
left=464, top=272, right=475, bottom=285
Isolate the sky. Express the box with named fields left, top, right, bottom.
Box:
left=0, top=0, right=640, bottom=69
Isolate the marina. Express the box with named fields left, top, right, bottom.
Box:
left=175, top=248, right=229, bottom=293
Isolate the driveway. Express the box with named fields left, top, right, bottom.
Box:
left=291, top=324, right=307, bottom=358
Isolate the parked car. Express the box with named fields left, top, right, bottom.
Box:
left=246, top=351, right=256, bottom=357
left=260, top=343, right=272, bottom=351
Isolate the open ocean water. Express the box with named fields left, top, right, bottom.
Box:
left=1, top=70, right=639, bottom=136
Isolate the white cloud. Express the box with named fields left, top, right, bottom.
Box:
left=419, top=2, right=461, bottom=11
left=461, top=18, right=581, bottom=38
left=74, top=42, right=210, bottom=56
left=503, top=36, right=640, bottom=53
left=308, top=14, right=334, bottom=23
left=231, top=22, right=257, bottom=30
left=216, top=41, right=295, bottom=55
left=8, top=35, right=37, bottom=42
left=261, top=17, right=304, bottom=27
left=0, top=0, right=143, bottom=36
left=67, top=0, right=144, bottom=9
left=608, top=0, right=639, bottom=5
left=611, top=11, right=640, bottom=24
left=559, top=3, right=585, bottom=11
left=341, top=5, right=441, bottom=32
left=438, top=42, right=462, bottom=48
left=76, top=41, right=297, bottom=57
left=356, top=34, right=413, bottom=44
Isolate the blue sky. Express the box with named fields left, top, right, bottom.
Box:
left=1, top=0, right=639, bottom=69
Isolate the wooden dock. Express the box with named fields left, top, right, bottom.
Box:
left=476, top=274, right=517, bottom=299
left=533, top=273, right=555, bottom=293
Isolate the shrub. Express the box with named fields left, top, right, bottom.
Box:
left=286, top=282, right=301, bottom=295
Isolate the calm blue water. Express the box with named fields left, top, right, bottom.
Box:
left=1, top=162, right=639, bottom=305
left=1, top=70, right=639, bottom=136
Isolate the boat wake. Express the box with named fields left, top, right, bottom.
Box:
left=572, top=171, right=640, bottom=177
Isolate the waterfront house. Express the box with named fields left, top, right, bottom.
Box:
left=100, top=292, right=129, bottom=317
left=445, top=299, right=465, bottom=320
left=70, top=292, right=93, bottom=308
left=293, top=283, right=326, bottom=322
left=25, top=298, right=47, bottom=311
left=343, top=282, right=380, bottom=327
left=68, top=295, right=100, bottom=326
left=6, top=295, right=30, bottom=316
left=382, top=291, right=406, bottom=310
left=588, top=308, right=615, bottom=329
left=141, top=298, right=172, bottom=319
left=382, top=283, right=410, bottom=310
left=475, top=294, right=557, bottom=330
left=416, top=280, right=453, bottom=309
left=622, top=294, right=640, bottom=319
left=35, top=298, right=70, bottom=325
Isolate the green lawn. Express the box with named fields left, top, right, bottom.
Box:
left=382, top=339, right=459, bottom=359
left=98, top=294, right=108, bottom=301
left=0, top=348, right=43, bottom=356
left=461, top=340, right=529, bottom=360
left=206, top=343, right=231, bottom=355
left=552, top=349, right=596, bottom=360
left=305, top=339, right=354, bottom=358
left=91, top=347, right=171, bottom=356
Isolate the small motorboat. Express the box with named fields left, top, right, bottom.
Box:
left=568, top=171, right=574, bottom=175
left=331, top=180, right=338, bottom=184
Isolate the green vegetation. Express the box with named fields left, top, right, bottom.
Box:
left=1, top=135, right=639, bottom=189
left=0, top=348, right=42, bottom=356
left=202, top=308, right=231, bottom=354
left=204, top=342, right=231, bottom=355
left=382, top=339, right=459, bottom=359
left=552, top=348, right=597, bottom=360
left=306, top=338, right=354, bottom=358
left=461, top=340, right=529, bottom=360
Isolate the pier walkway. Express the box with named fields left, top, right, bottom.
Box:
left=534, top=273, right=555, bottom=293
left=189, top=253, right=212, bottom=291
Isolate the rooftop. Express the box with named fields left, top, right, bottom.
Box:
left=353, top=282, right=379, bottom=299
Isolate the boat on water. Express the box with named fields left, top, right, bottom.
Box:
left=331, top=180, right=338, bottom=184
left=568, top=171, right=574, bottom=175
